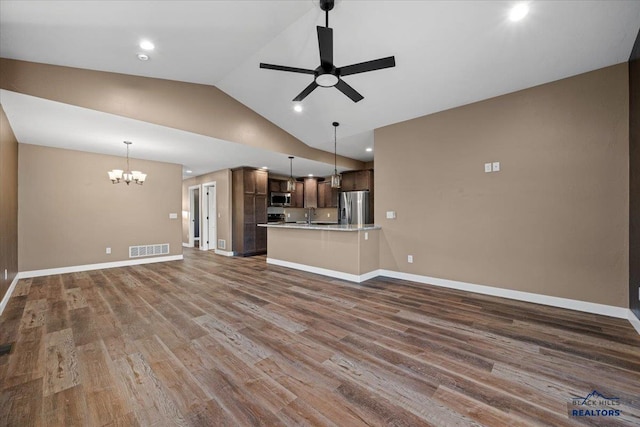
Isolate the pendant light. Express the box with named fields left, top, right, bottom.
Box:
left=330, top=122, right=341, bottom=188
left=108, top=141, right=146, bottom=185
left=287, top=156, right=296, bottom=192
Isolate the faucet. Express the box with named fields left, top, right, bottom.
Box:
left=306, top=207, right=315, bottom=225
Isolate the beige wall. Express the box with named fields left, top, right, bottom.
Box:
left=267, top=228, right=379, bottom=276
left=19, top=144, right=183, bottom=271
left=0, top=105, right=18, bottom=300
left=375, top=63, right=629, bottom=308
left=181, top=169, right=232, bottom=251
left=0, top=59, right=364, bottom=171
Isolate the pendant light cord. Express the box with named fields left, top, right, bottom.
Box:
left=334, top=125, right=337, bottom=174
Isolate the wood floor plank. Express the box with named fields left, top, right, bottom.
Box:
left=65, top=288, right=88, bottom=310
left=76, top=337, right=128, bottom=427
left=43, top=328, right=80, bottom=396
left=113, top=352, right=188, bottom=426
left=43, top=384, right=89, bottom=427
left=3, top=326, right=45, bottom=389
left=46, top=300, right=70, bottom=333
left=19, top=299, right=48, bottom=330
left=0, top=378, right=43, bottom=426
left=1, top=248, right=639, bottom=426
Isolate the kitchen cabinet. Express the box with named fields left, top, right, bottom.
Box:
left=269, top=179, right=290, bottom=193
left=269, top=179, right=281, bottom=192
left=304, top=178, right=318, bottom=208
left=341, top=169, right=373, bottom=191
left=294, top=181, right=304, bottom=207
left=317, top=181, right=338, bottom=208
left=233, top=167, right=268, bottom=256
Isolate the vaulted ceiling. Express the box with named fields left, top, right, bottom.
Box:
left=1, top=1, right=639, bottom=177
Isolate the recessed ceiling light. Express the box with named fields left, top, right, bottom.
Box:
left=261, top=166, right=268, bottom=170
left=366, top=147, right=373, bottom=152
left=308, top=174, right=314, bottom=177
left=137, top=53, right=149, bottom=61
left=139, top=40, right=155, bottom=51
left=293, top=103, right=303, bottom=113
left=186, top=170, right=193, bottom=174
left=509, top=3, right=529, bottom=22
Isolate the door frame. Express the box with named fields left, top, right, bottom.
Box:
left=187, top=184, right=200, bottom=248
left=201, top=181, right=217, bottom=251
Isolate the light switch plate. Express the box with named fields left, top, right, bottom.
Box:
left=106, top=247, right=111, bottom=254
left=407, top=255, right=413, bottom=263
left=169, top=213, right=178, bottom=219
left=484, top=163, right=492, bottom=173
left=386, top=211, right=396, bottom=219
left=492, top=162, right=500, bottom=172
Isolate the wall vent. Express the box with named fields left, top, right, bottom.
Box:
left=218, top=239, right=226, bottom=250
left=129, top=243, right=170, bottom=258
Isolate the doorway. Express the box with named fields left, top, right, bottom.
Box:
left=188, top=185, right=200, bottom=248
left=201, top=182, right=217, bottom=251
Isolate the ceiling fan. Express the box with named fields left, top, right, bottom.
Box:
left=259, top=0, right=395, bottom=103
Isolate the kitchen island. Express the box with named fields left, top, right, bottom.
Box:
left=259, top=223, right=381, bottom=282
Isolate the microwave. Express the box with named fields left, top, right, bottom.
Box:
left=270, top=192, right=292, bottom=207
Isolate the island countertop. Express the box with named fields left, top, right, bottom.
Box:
left=259, top=222, right=381, bottom=232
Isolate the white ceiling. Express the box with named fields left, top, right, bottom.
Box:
left=1, top=0, right=639, bottom=177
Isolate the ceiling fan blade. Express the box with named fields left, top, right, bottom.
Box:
left=335, top=79, right=364, bottom=103
left=260, top=63, right=315, bottom=75
left=293, top=81, right=319, bottom=102
left=339, top=56, right=396, bottom=77
left=317, top=26, right=333, bottom=66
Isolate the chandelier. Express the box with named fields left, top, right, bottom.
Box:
left=330, top=121, right=341, bottom=188
left=108, top=141, right=147, bottom=185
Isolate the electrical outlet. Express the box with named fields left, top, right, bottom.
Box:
left=106, top=247, right=111, bottom=254
left=484, top=163, right=492, bottom=173
left=364, top=232, right=369, bottom=240
left=304, top=213, right=308, bottom=218
left=407, top=255, right=413, bottom=263
left=327, top=213, right=330, bottom=218
left=386, top=211, right=396, bottom=219
left=492, top=161, right=500, bottom=172
left=287, top=213, right=290, bottom=218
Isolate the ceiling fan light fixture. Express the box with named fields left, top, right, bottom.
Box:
left=316, top=73, right=339, bottom=87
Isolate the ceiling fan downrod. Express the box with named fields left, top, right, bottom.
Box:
left=320, top=0, right=334, bottom=28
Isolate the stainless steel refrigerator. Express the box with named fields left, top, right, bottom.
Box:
left=338, top=190, right=371, bottom=225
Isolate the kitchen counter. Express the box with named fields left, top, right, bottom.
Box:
left=259, top=222, right=381, bottom=232
left=261, top=223, right=380, bottom=282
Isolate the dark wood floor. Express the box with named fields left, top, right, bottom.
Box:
left=1, top=249, right=639, bottom=426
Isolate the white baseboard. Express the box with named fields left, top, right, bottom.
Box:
left=378, top=269, right=630, bottom=319
left=214, top=249, right=235, bottom=257
left=262, top=259, right=631, bottom=322
left=628, top=310, right=640, bottom=335
left=0, top=274, right=21, bottom=317
left=266, top=258, right=378, bottom=283
left=19, top=255, right=184, bottom=279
